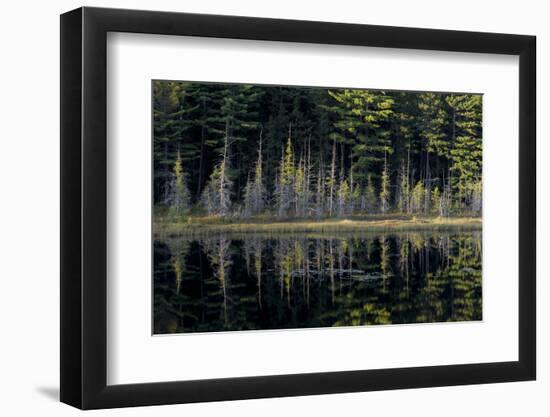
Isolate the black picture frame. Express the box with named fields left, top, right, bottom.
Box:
left=60, top=6, right=536, bottom=410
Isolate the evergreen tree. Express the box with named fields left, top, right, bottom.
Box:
left=252, top=129, right=267, bottom=213
left=398, top=158, right=410, bottom=213
left=170, top=150, right=191, bottom=218
left=410, top=181, right=426, bottom=213
left=418, top=92, right=449, bottom=171
left=471, top=180, right=482, bottom=214
left=185, top=83, right=224, bottom=196
left=326, top=139, right=337, bottom=216
left=242, top=172, right=254, bottom=217
left=242, top=129, right=267, bottom=217
left=294, top=157, right=306, bottom=217
left=446, top=94, right=482, bottom=209
left=430, top=186, right=441, bottom=215
left=379, top=153, right=391, bottom=213
left=349, top=162, right=360, bottom=214
left=362, top=174, right=377, bottom=213
left=315, top=159, right=325, bottom=218
left=218, top=85, right=263, bottom=201
left=153, top=81, right=195, bottom=203
left=275, top=126, right=296, bottom=217
left=200, top=122, right=233, bottom=216
left=328, top=89, right=394, bottom=186
left=152, top=81, right=482, bottom=220
left=337, top=177, right=351, bottom=217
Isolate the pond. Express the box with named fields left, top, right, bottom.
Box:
left=153, top=230, right=482, bottom=334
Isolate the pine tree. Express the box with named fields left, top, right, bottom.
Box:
left=185, top=83, right=224, bottom=196
left=315, top=159, right=325, bottom=218
left=471, top=180, right=482, bottom=214
left=242, top=128, right=267, bottom=217
left=362, top=174, right=377, bottom=213
left=327, top=139, right=337, bottom=216
left=446, top=94, right=482, bottom=210
left=328, top=88, right=394, bottom=186
left=219, top=84, right=262, bottom=201
left=170, top=149, right=191, bottom=218
left=304, top=135, right=313, bottom=217
left=410, top=181, right=426, bottom=213
left=418, top=93, right=449, bottom=169
left=275, top=125, right=296, bottom=217
left=380, top=153, right=391, bottom=213
left=439, top=170, right=453, bottom=217
left=242, top=172, right=254, bottom=217
left=200, top=162, right=233, bottom=216
left=337, top=177, right=351, bottom=217
left=430, top=186, right=441, bottom=215
left=398, top=158, right=410, bottom=213
left=153, top=81, right=195, bottom=203
left=200, top=121, right=233, bottom=216
left=350, top=163, right=360, bottom=214
left=294, top=157, right=306, bottom=217
left=252, top=128, right=267, bottom=213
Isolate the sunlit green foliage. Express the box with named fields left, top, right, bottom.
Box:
left=170, top=150, right=191, bottom=218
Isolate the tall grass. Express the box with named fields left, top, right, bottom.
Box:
left=154, top=215, right=482, bottom=238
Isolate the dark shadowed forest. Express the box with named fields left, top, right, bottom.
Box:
left=153, top=81, right=482, bottom=223
left=154, top=231, right=482, bottom=334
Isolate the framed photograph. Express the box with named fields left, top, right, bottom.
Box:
left=60, top=6, right=536, bottom=409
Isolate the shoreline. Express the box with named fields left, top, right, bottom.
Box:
left=154, top=216, right=482, bottom=237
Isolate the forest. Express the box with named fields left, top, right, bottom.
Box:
left=153, top=81, right=482, bottom=225
left=153, top=81, right=483, bottom=333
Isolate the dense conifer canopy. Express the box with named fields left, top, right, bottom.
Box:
left=153, top=81, right=482, bottom=219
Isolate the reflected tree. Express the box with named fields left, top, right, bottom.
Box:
left=153, top=230, right=482, bottom=334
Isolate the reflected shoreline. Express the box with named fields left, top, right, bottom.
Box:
left=154, top=230, right=482, bottom=335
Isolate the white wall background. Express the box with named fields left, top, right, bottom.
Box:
left=0, top=0, right=545, bottom=415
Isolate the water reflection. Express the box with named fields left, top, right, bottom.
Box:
left=153, top=231, right=482, bottom=334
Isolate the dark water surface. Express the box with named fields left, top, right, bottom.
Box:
left=153, top=230, right=482, bottom=334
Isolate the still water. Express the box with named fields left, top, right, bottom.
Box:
left=153, top=230, right=482, bottom=334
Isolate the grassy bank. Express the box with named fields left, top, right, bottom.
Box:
left=154, top=214, right=482, bottom=237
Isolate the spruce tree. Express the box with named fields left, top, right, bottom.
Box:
left=362, top=174, right=377, bottom=213
left=430, top=186, right=441, bottom=215
left=337, top=177, right=351, bottom=217
left=275, top=126, right=295, bottom=217
left=398, top=159, right=410, bottom=213
left=200, top=121, right=233, bottom=216
left=379, top=153, right=391, bottom=213
left=326, top=139, right=337, bottom=217
left=171, top=149, right=191, bottom=218
left=410, top=181, right=426, bottom=213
